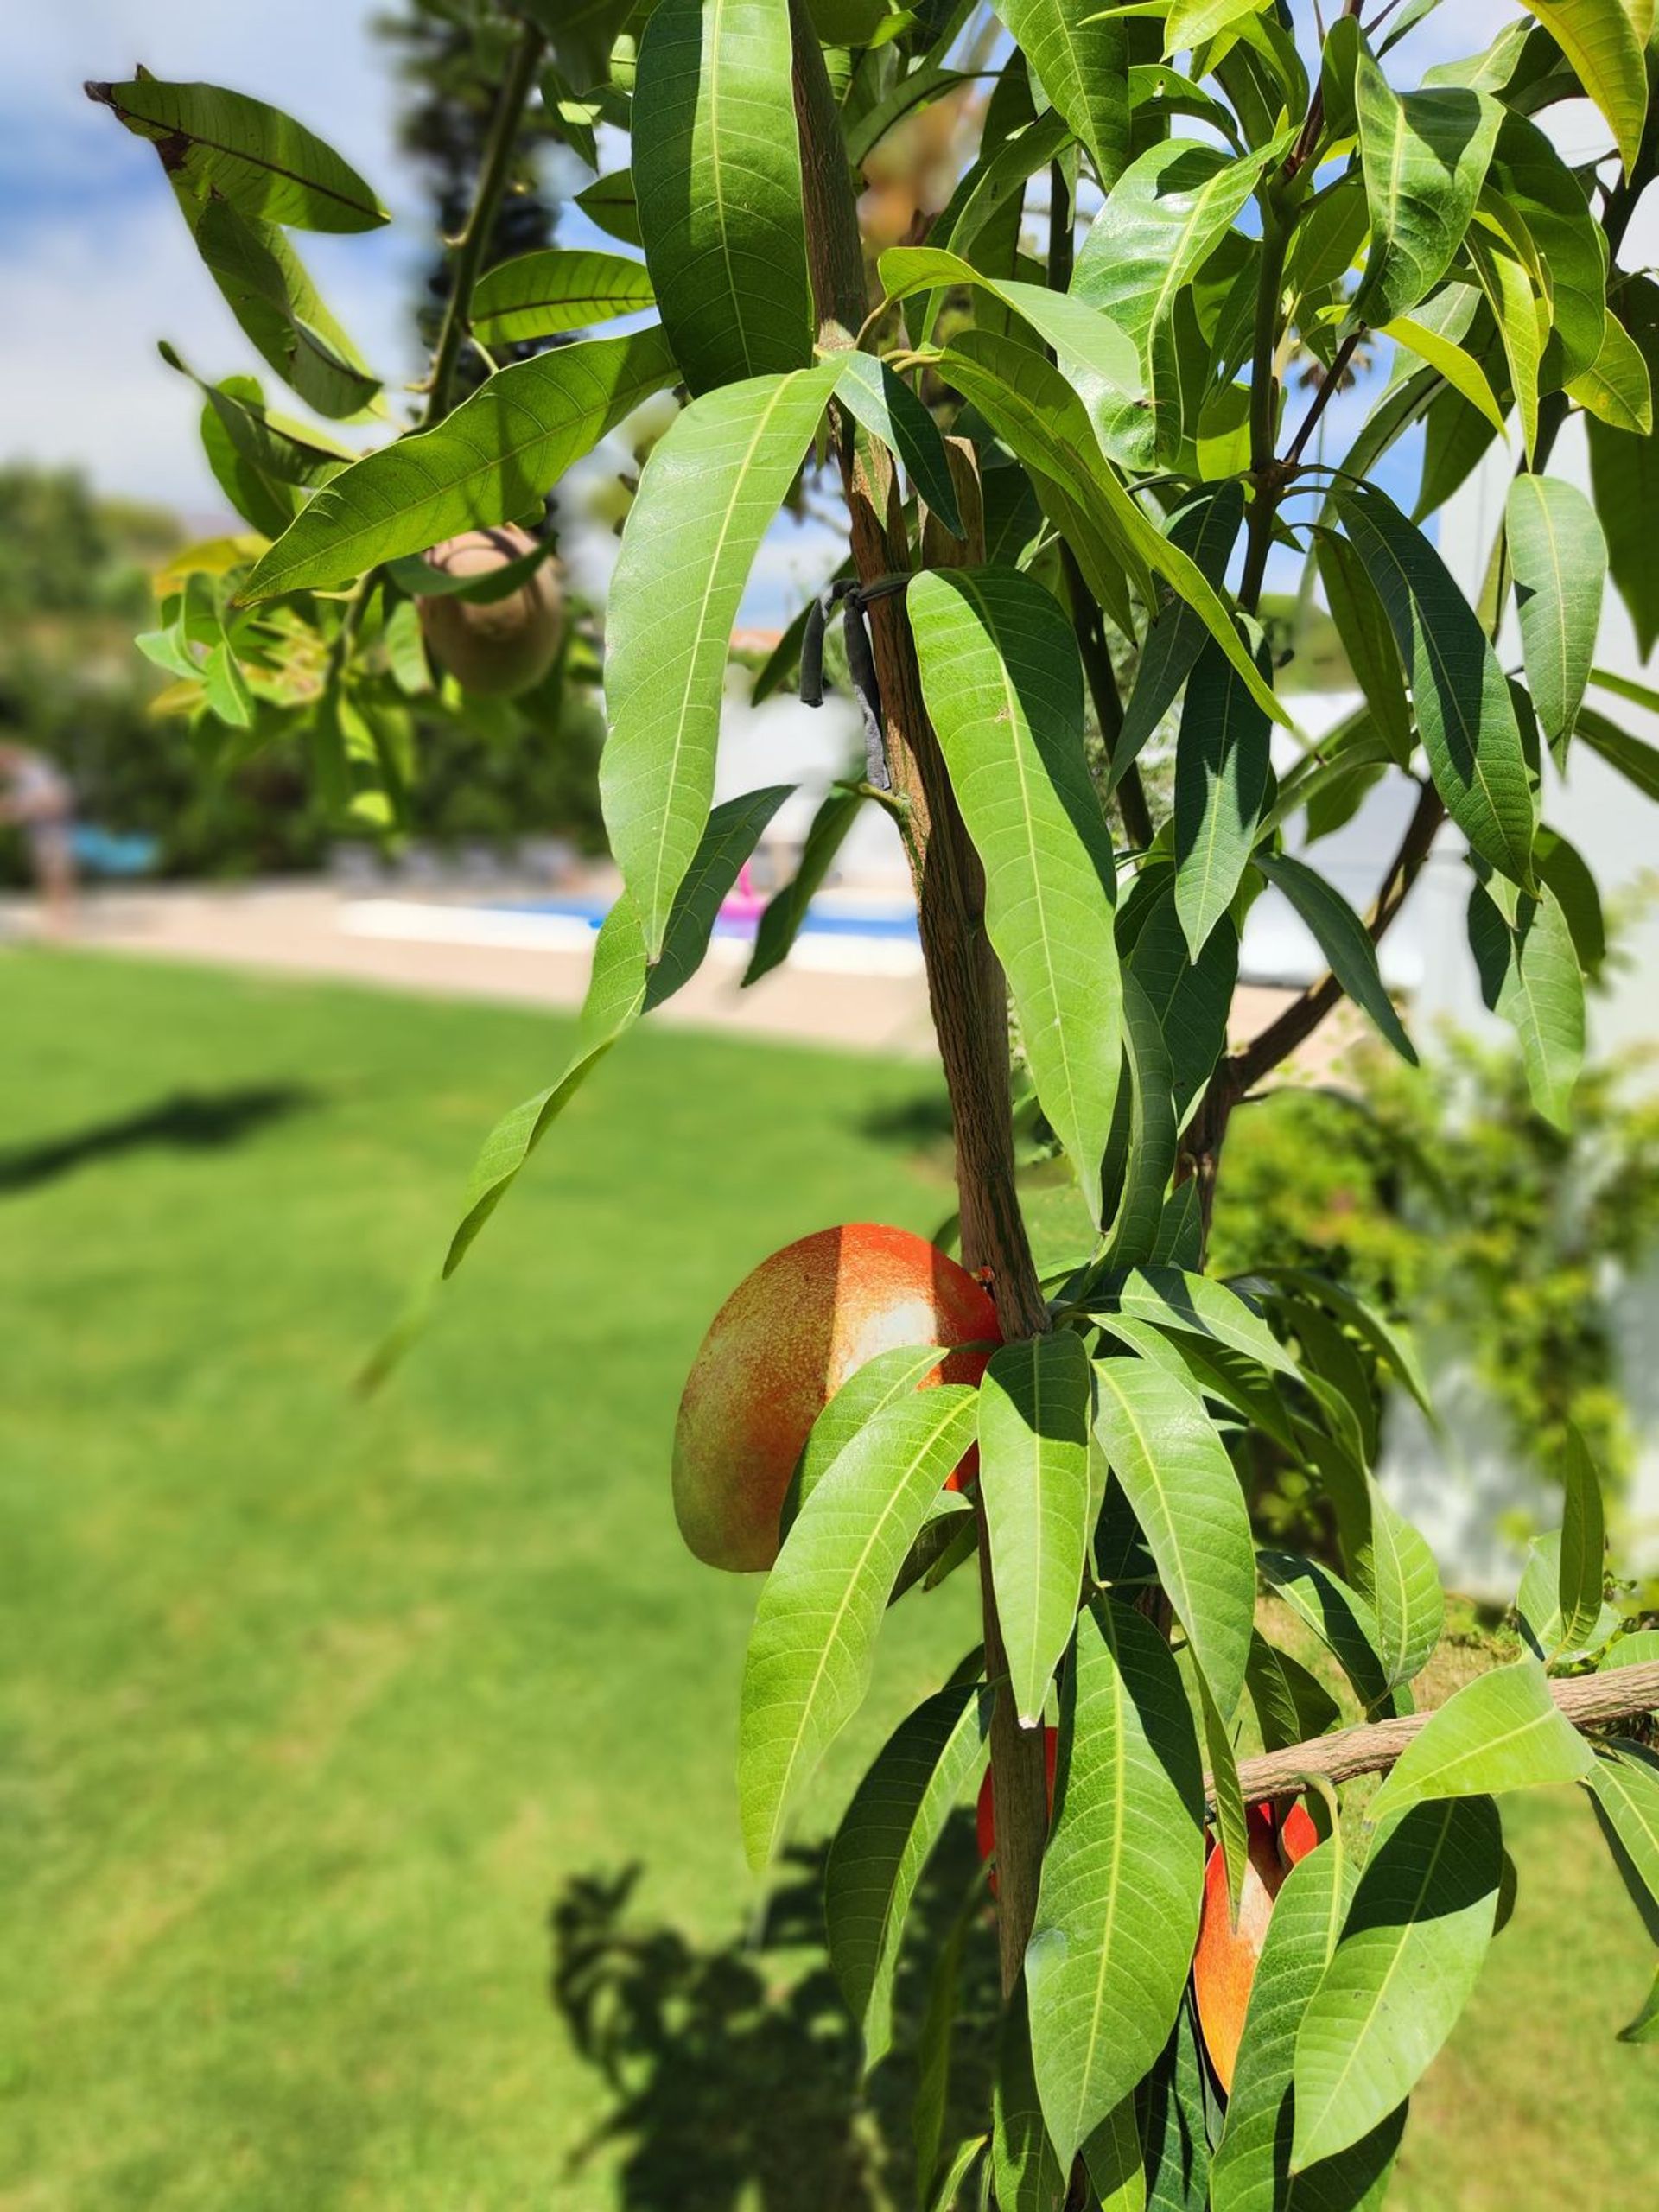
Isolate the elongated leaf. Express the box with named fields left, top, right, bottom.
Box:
left=470, top=247, right=655, bottom=344
left=1603, top=1630, right=1659, bottom=1672
left=188, top=197, right=379, bottom=421
left=823, top=1680, right=990, bottom=2068
left=992, top=1, right=1130, bottom=185
left=1468, top=200, right=1547, bottom=462
left=1092, top=1355, right=1255, bottom=1720
left=915, top=1894, right=985, bottom=2209
left=1489, top=111, right=1607, bottom=385
left=1516, top=1529, right=1621, bottom=1664
left=835, top=353, right=963, bottom=537
left=1575, top=702, right=1659, bottom=799
left=1516, top=0, right=1649, bottom=173
left=910, top=566, right=1122, bottom=1218
left=1173, top=638, right=1273, bottom=957
left=1121, top=875, right=1240, bottom=1119
left=1072, top=137, right=1277, bottom=463
left=1332, top=482, right=1535, bottom=888
left=1507, top=474, right=1605, bottom=756
left=1380, top=316, right=1509, bottom=439
left=1140, top=1999, right=1213, bottom=2212
left=1027, top=1597, right=1206, bottom=2169
left=1370, top=1662, right=1594, bottom=1830
left=1558, top=1422, right=1608, bottom=1653
left=602, top=360, right=838, bottom=957
left=1256, top=853, right=1417, bottom=1065
left=740, top=1386, right=979, bottom=1867
left=1619, top=1966, right=1659, bottom=2045
left=443, top=785, right=790, bottom=1274
left=1351, top=55, right=1500, bottom=327
left=1573, top=302, right=1655, bottom=434
left=1117, top=486, right=1245, bottom=785
left=939, top=331, right=1291, bottom=727
left=1245, top=1631, right=1342, bottom=1756
left=744, top=785, right=862, bottom=986
left=1257, top=1550, right=1398, bottom=1718
left=995, top=1980, right=1069, bottom=2212
left=1212, top=1834, right=1408, bottom=2212
left=1291, top=1798, right=1503, bottom=2171
left=980, top=1333, right=1096, bottom=1726
left=89, top=76, right=387, bottom=231
left=1468, top=874, right=1584, bottom=1133
left=632, top=0, right=812, bottom=392
left=1198, top=1660, right=1249, bottom=1924
left=1252, top=1268, right=1434, bottom=1421
left=1100, top=976, right=1179, bottom=1269
left=1364, top=1491, right=1444, bottom=1694
left=1096, top=1267, right=1301, bottom=1385
left=1586, top=291, right=1659, bottom=655
left=1081, top=2097, right=1146, bottom=2212
left=524, top=0, right=636, bottom=90
left=245, top=326, right=674, bottom=599
left=575, top=167, right=642, bottom=245
left=1589, top=1742, right=1659, bottom=1955
left=787, top=1344, right=949, bottom=1529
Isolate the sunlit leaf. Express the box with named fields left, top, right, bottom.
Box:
left=910, top=565, right=1122, bottom=1219
left=1351, top=54, right=1501, bottom=327
left=1467, top=874, right=1584, bottom=1133
left=1120, top=872, right=1240, bottom=1119
left=1586, top=283, right=1659, bottom=654
left=1244, top=1630, right=1342, bottom=1756
left=633, top=0, right=813, bottom=392
left=740, top=1384, right=981, bottom=1868
left=244, top=327, right=675, bottom=599
left=1027, top=1596, right=1205, bottom=2169
left=188, top=197, right=380, bottom=421
left=1379, top=315, right=1509, bottom=441
left=1558, top=1421, right=1608, bottom=1654
left=1291, top=1797, right=1503, bottom=2171
left=834, top=351, right=963, bottom=537
left=1515, top=0, right=1649, bottom=174
left=1173, top=636, right=1274, bottom=958
left=601, top=360, right=840, bottom=958
left=1116, top=484, right=1245, bottom=787
left=1489, top=110, right=1608, bottom=385
left=1257, top=1550, right=1402, bottom=1719
left=1506, top=474, right=1606, bottom=760
left=1369, top=1662, right=1594, bottom=1828
left=743, top=785, right=863, bottom=986
left=1586, top=1740, right=1659, bottom=1944
left=470, top=247, right=655, bottom=345
left=991, top=1, right=1131, bottom=186
left=1256, top=853, right=1417, bottom=1065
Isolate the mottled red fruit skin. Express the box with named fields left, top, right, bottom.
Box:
left=976, top=1726, right=1059, bottom=1893
left=672, top=1224, right=1000, bottom=1573
left=416, top=524, right=563, bottom=696
left=1194, top=1797, right=1319, bottom=2094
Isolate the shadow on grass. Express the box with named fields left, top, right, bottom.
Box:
left=550, top=1823, right=999, bottom=2212
left=0, top=1084, right=316, bottom=1193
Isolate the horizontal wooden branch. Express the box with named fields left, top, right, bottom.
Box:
left=1220, top=1658, right=1659, bottom=1808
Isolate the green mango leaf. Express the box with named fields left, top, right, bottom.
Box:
left=1506, top=474, right=1606, bottom=757
left=1575, top=702, right=1659, bottom=799
left=187, top=197, right=380, bottom=422
left=1489, top=111, right=1608, bottom=385
left=786, top=1344, right=948, bottom=1530
left=1369, top=1661, right=1594, bottom=1829
left=1100, top=976, right=1179, bottom=1270
left=925, top=2134, right=990, bottom=2212
left=602, top=359, right=840, bottom=958
left=1467, top=195, right=1548, bottom=462
left=1120, top=874, right=1240, bottom=1118
left=1516, top=1, right=1649, bottom=174
left=914, top=1880, right=981, bottom=2204
left=939, top=331, right=1291, bottom=727
left=470, top=247, right=656, bottom=345
left=743, top=785, right=863, bottom=986
left=980, top=1333, right=1096, bottom=1726
left=1173, top=637, right=1274, bottom=958
left=244, top=326, right=675, bottom=600
left=991, top=1, right=1131, bottom=185
left=442, top=785, right=791, bottom=1274
left=1571, top=301, right=1654, bottom=432
left=910, top=566, right=1122, bottom=1219
left=1116, top=485, right=1245, bottom=786
left=575, top=167, right=642, bottom=246
left=1244, top=1630, right=1342, bottom=1755
left=1251, top=1267, right=1435, bottom=1421
left=1603, top=1628, right=1659, bottom=1671
left=1331, top=482, right=1535, bottom=889
left=1092, top=1355, right=1255, bottom=1721
left=1364, top=1490, right=1445, bottom=1694
left=524, top=0, right=638, bottom=92
left=1071, top=137, right=1279, bottom=463
left=1198, top=1657, right=1249, bottom=1924
left=1139, top=1999, right=1213, bottom=2212
left=1096, top=1266, right=1302, bottom=1386
left=739, top=1385, right=980, bottom=1867
left=1256, top=853, right=1418, bottom=1065
left=89, top=76, right=387, bottom=231
left=1558, top=1421, right=1608, bottom=1654
left=632, top=0, right=812, bottom=391
left=1257, top=1550, right=1401, bottom=1718
left=823, top=1679, right=990, bottom=2069
left=995, top=1980, right=1070, bottom=2212
left=1467, top=874, right=1584, bottom=1133
left=1516, top=1529, right=1621, bottom=1663
left=1586, top=1741, right=1659, bottom=1942
left=1586, top=284, right=1659, bottom=655
left=1291, top=1797, right=1503, bottom=2171
left=834, top=352, right=963, bottom=537
left=1619, top=1965, right=1659, bottom=2045
left=1351, top=54, right=1501, bottom=327
left=1212, top=1833, right=1408, bottom=2212
left=1027, top=1597, right=1206, bottom=2170
left=1379, top=315, right=1510, bottom=440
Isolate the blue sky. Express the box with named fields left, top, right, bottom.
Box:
left=0, top=0, right=1538, bottom=598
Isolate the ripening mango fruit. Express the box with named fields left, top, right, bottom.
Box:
left=1193, top=1796, right=1320, bottom=2094
left=671, top=1223, right=999, bottom=1572
left=416, top=522, right=562, bottom=696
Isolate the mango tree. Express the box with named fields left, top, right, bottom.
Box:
left=93, top=3, right=1659, bottom=2203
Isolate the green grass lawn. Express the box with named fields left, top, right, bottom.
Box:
left=2, top=950, right=1652, bottom=2211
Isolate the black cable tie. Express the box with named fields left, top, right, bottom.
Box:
left=842, top=598, right=891, bottom=791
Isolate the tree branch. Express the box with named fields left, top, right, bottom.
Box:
left=423, top=17, right=545, bottom=428
left=1217, top=1659, right=1659, bottom=1808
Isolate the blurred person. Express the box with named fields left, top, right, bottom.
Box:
left=0, top=738, right=76, bottom=936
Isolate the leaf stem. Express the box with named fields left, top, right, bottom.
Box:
left=423, top=17, right=546, bottom=428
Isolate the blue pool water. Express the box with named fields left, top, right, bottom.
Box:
left=493, top=894, right=921, bottom=944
